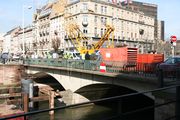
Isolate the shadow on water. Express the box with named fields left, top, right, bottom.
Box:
left=29, top=96, right=153, bottom=120
left=29, top=100, right=119, bottom=120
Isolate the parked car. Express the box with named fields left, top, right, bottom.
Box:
left=156, top=56, right=180, bottom=77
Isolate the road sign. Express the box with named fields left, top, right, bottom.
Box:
left=173, top=42, right=176, bottom=46
left=171, top=35, right=177, bottom=42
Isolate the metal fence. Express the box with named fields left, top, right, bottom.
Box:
left=1, top=59, right=180, bottom=120
left=24, top=58, right=159, bottom=76
left=0, top=85, right=179, bottom=120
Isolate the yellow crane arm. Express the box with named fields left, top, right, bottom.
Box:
left=94, top=25, right=114, bottom=50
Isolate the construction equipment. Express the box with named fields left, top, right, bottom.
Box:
left=100, top=46, right=164, bottom=73
left=66, top=23, right=114, bottom=55
left=100, top=47, right=138, bottom=68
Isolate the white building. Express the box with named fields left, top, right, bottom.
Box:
left=64, top=0, right=155, bottom=53
left=18, top=26, right=34, bottom=55
left=3, top=27, right=21, bottom=53
left=0, top=33, right=5, bottom=53
left=32, top=0, right=155, bottom=54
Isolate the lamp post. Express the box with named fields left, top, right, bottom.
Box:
left=22, top=5, right=32, bottom=56
left=139, top=29, right=144, bottom=53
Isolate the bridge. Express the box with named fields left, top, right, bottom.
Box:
left=23, top=58, right=162, bottom=103
left=24, top=58, right=159, bottom=91
left=0, top=59, right=177, bottom=120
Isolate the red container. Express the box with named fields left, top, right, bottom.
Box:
left=100, top=47, right=138, bottom=67
left=137, top=54, right=164, bottom=63
left=137, top=54, right=164, bottom=72
left=100, top=47, right=138, bottom=62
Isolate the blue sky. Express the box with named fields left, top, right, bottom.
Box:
left=0, top=0, right=179, bottom=39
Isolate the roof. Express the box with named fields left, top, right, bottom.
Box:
left=50, top=0, right=66, bottom=19
left=4, top=27, right=21, bottom=36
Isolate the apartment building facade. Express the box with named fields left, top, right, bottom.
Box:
left=29, top=0, right=155, bottom=55
left=18, top=26, right=34, bottom=55
left=64, top=0, right=155, bottom=53
left=3, top=27, right=21, bottom=53
left=157, top=20, right=165, bottom=41
left=33, top=3, right=52, bottom=56
left=0, top=33, right=5, bottom=53
left=121, top=0, right=165, bottom=49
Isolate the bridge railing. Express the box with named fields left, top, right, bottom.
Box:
left=0, top=85, right=179, bottom=120
left=24, top=58, right=101, bottom=71
left=24, top=58, right=158, bottom=76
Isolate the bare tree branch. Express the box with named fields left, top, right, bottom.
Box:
left=52, top=36, right=61, bottom=53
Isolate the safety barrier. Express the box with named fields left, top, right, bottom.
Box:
left=0, top=85, right=179, bottom=120
left=23, top=58, right=180, bottom=80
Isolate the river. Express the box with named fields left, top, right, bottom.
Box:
left=29, top=101, right=119, bottom=120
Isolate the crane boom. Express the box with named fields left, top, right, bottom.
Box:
left=66, top=23, right=114, bottom=55
left=94, top=25, right=114, bottom=50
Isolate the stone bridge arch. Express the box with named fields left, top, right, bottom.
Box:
left=28, top=70, right=102, bottom=92
left=26, top=66, right=156, bottom=95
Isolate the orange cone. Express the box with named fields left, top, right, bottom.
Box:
left=100, top=62, right=106, bottom=72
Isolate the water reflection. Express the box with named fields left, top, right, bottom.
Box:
left=29, top=100, right=117, bottom=120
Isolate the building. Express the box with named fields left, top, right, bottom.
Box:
left=49, top=0, right=66, bottom=52
left=0, top=33, right=5, bottom=53
left=3, top=27, right=21, bottom=53
left=121, top=0, right=165, bottom=49
left=33, top=2, right=53, bottom=56
left=31, top=0, right=155, bottom=54
left=157, top=20, right=165, bottom=41
left=64, top=0, right=155, bottom=53
left=18, top=26, right=34, bottom=55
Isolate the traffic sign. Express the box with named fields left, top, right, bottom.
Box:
left=171, top=35, right=177, bottom=42
left=172, top=42, right=176, bottom=46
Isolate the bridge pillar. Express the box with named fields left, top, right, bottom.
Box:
left=49, top=91, right=55, bottom=116
left=157, top=70, right=164, bottom=88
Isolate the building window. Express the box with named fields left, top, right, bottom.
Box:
left=76, top=5, right=78, bottom=13
left=101, top=6, right=103, bottom=14
left=101, top=28, right=103, bottom=37
left=83, top=29, right=88, bottom=34
left=83, top=15, right=88, bottom=22
left=105, top=18, right=107, bottom=25
left=83, top=3, right=88, bottom=11
left=131, top=32, right=133, bottom=38
left=95, top=4, right=97, bottom=12
left=101, top=17, right=104, bottom=23
left=94, top=16, right=97, bottom=23
left=105, top=6, right=107, bottom=14
left=94, top=27, right=97, bottom=36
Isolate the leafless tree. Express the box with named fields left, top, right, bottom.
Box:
left=20, top=43, right=29, bottom=54
left=52, top=32, right=61, bottom=53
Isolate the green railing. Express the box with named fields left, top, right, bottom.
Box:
left=24, top=58, right=101, bottom=71
left=24, top=58, right=158, bottom=77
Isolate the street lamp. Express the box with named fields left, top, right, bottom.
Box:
left=139, top=29, right=144, bottom=53
left=22, top=5, right=32, bottom=56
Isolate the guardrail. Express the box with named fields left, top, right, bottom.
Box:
left=24, top=58, right=158, bottom=76
left=0, top=85, right=179, bottom=120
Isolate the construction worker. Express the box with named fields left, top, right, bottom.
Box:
left=63, top=53, right=68, bottom=59
left=85, top=51, right=90, bottom=60
left=81, top=52, right=85, bottom=60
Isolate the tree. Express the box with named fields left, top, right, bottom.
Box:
left=52, top=32, right=61, bottom=53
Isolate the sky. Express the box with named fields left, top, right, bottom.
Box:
left=0, top=0, right=180, bottom=40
